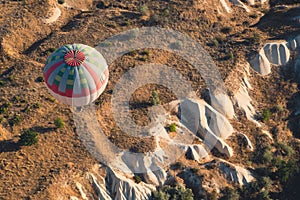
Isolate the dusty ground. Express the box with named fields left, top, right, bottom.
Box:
left=0, top=0, right=300, bottom=199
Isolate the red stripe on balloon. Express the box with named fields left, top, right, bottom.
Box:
left=82, top=63, right=102, bottom=90
left=44, top=61, right=65, bottom=82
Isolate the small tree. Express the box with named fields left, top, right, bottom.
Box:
left=133, top=175, right=142, bottom=184
left=54, top=118, right=64, bottom=128
left=151, top=90, right=161, bottom=105
left=19, top=130, right=38, bottom=146
left=152, top=185, right=194, bottom=200
left=262, top=109, right=271, bottom=123
left=169, top=123, right=176, bottom=132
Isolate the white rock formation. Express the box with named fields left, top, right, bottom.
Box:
left=246, top=0, right=255, bottom=5
left=233, top=76, right=260, bottom=126
left=90, top=168, right=156, bottom=200
left=263, top=42, right=290, bottom=66
left=250, top=48, right=271, bottom=75
left=106, top=169, right=155, bottom=200
left=44, top=7, right=61, bottom=24
left=180, top=98, right=234, bottom=157
left=210, top=92, right=235, bottom=119
left=237, top=133, right=254, bottom=151
left=186, top=144, right=209, bottom=162
left=288, top=35, right=300, bottom=52
left=250, top=42, right=291, bottom=75
left=230, top=0, right=250, bottom=12
left=90, top=174, right=112, bottom=200
left=288, top=39, right=298, bottom=51
left=220, top=0, right=232, bottom=13
left=216, top=159, right=254, bottom=186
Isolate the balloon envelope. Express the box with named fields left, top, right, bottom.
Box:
left=43, top=44, right=109, bottom=107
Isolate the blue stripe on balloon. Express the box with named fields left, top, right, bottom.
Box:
left=58, top=66, right=71, bottom=93
left=73, top=67, right=82, bottom=95
left=44, top=59, right=64, bottom=73
left=47, top=64, right=65, bottom=86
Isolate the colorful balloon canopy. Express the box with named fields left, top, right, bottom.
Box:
left=43, top=44, right=109, bottom=107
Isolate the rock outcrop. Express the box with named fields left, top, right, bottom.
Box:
left=263, top=42, right=290, bottom=66
left=185, top=144, right=209, bottom=162
left=210, top=92, right=235, bottom=119
left=230, top=0, right=250, bottom=12
left=90, top=168, right=156, bottom=200
left=216, top=159, right=254, bottom=186
left=233, top=76, right=260, bottom=126
left=44, top=7, right=61, bottom=24
left=237, top=133, right=254, bottom=151
left=250, top=42, right=291, bottom=75
left=179, top=98, right=234, bottom=157
left=250, top=48, right=271, bottom=76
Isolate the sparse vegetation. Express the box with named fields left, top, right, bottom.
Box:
left=261, top=109, right=271, bottom=123
left=19, top=129, right=38, bottom=146
left=133, top=175, right=142, bottom=184
left=8, top=75, right=14, bottom=82
left=152, top=185, right=194, bottom=200
left=169, top=123, right=176, bottom=132
left=9, top=114, right=22, bottom=126
left=221, top=187, right=239, bottom=200
left=262, top=146, right=273, bottom=164
left=140, top=4, right=149, bottom=16
left=151, top=90, right=161, bottom=105
left=54, top=118, right=64, bottom=128
left=251, top=32, right=261, bottom=43
left=32, top=103, right=41, bottom=109
left=139, top=55, right=147, bottom=61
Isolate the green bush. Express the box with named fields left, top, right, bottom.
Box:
left=19, top=130, right=38, bottom=146
left=169, top=123, right=176, bottom=132
left=262, top=147, right=273, bottom=164
left=151, top=90, right=161, bottom=105
left=276, top=142, right=294, bottom=157
left=251, top=32, right=261, bottom=43
left=9, top=114, right=22, bottom=126
left=152, top=185, right=194, bottom=200
left=140, top=4, right=149, bottom=15
left=54, top=118, right=64, bottom=128
left=133, top=175, right=142, bottom=184
left=152, top=190, right=170, bottom=200
left=8, top=75, right=14, bottom=82
left=262, top=109, right=271, bottom=123
left=276, top=160, right=299, bottom=183
left=222, top=187, right=239, bottom=200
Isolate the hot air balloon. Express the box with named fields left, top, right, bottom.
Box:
left=43, top=44, right=109, bottom=107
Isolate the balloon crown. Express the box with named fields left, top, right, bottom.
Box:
left=64, top=50, right=86, bottom=67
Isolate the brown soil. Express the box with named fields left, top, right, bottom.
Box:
left=0, top=0, right=300, bottom=199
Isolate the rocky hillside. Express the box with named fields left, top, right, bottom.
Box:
left=0, top=0, right=300, bottom=199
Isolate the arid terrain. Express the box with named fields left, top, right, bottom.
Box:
left=0, top=0, right=300, bottom=199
